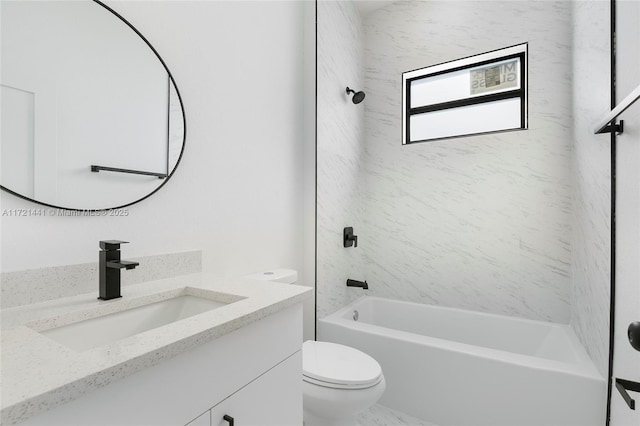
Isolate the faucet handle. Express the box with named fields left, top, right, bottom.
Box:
left=343, top=227, right=358, bottom=248
left=106, top=260, right=139, bottom=270
left=99, top=240, right=129, bottom=251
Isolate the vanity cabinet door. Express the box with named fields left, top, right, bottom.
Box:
left=186, top=411, right=210, bottom=426
left=210, top=351, right=302, bottom=426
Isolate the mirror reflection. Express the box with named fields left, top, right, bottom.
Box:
left=1, top=0, right=185, bottom=210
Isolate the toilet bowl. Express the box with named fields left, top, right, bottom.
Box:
left=243, top=269, right=386, bottom=426
left=302, top=340, right=386, bottom=426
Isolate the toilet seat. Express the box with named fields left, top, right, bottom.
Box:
left=302, top=341, right=383, bottom=390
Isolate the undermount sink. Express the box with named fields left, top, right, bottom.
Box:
left=36, top=289, right=242, bottom=351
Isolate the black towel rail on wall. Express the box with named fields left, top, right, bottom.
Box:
left=90, top=165, right=167, bottom=179
left=615, top=378, right=640, bottom=410
left=594, top=84, right=640, bottom=134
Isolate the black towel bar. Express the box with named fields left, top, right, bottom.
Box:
left=91, top=165, right=167, bottom=179
left=615, top=378, right=640, bottom=410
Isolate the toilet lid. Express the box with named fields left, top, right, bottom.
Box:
left=302, top=340, right=383, bottom=389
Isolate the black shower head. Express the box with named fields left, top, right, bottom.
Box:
left=346, top=87, right=366, bottom=104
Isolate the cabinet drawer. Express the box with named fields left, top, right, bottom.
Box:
left=210, top=352, right=302, bottom=426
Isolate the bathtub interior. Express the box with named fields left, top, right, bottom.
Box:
left=329, top=296, right=596, bottom=368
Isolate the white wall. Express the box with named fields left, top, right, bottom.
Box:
left=1, top=1, right=313, bottom=332
left=570, top=0, right=611, bottom=379
left=611, top=0, right=640, bottom=423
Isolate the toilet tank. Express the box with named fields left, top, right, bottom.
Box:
left=243, top=269, right=298, bottom=284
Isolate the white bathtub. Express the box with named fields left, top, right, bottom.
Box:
left=318, top=296, right=606, bottom=426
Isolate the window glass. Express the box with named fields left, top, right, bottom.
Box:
left=409, top=98, right=522, bottom=142
left=402, top=43, right=527, bottom=144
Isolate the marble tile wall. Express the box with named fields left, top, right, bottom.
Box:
left=316, top=0, right=368, bottom=318
left=359, top=1, right=574, bottom=323
left=318, top=1, right=576, bottom=323
left=1, top=250, right=201, bottom=308
left=569, top=0, right=611, bottom=377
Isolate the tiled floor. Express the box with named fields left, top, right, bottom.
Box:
left=357, top=404, right=438, bottom=426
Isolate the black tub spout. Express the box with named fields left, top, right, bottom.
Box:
left=346, top=279, right=368, bottom=290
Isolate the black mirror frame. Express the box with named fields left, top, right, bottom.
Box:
left=0, top=0, right=187, bottom=212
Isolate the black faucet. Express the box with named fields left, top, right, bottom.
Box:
left=98, top=240, right=139, bottom=300
left=346, top=278, right=368, bottom=290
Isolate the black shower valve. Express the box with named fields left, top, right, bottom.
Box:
left=343, top=227, right=358, bottom=248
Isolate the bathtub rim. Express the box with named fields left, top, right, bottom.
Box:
left=319, top=296, right=603, bottom=382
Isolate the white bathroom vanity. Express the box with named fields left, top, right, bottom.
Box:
left=0, top=274, right=311, bottom=425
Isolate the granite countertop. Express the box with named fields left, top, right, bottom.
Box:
left=0, top=273, right=312, bottom=425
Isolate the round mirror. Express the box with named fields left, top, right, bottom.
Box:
left=0, top=0, right=185, bottom=211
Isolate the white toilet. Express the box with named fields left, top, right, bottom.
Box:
left=302, top=340, right=385, bottom=426
left=243, top=269, right=386, bottom=426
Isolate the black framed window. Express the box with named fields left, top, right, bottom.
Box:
left=402, top=43, right=528, bottom=144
